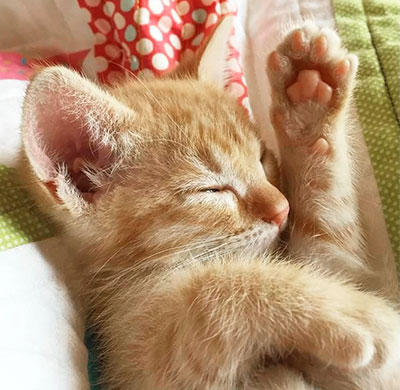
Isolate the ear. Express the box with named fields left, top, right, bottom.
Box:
left=197, top=16, right=234, bottom=87
left=21, top=66, right=135, bottom=212
left=170, top=16, right=234, bottom=88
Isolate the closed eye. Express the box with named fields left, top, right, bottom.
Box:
left=199, top=187, right=223, bottom=193
left=199, top=186, right=239, bottom=198
left=183, top=185, right=239, bottom=207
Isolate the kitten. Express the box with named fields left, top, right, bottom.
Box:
left=20, top=18, right=400, bottom=390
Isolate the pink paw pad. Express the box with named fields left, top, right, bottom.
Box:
left=314, top=35, right=328, bottom=58
left=334, top=59, right=350, bottom=79
left=286, top=69, right=332, bottom=104
left=268, top=51, right=282, bottom=72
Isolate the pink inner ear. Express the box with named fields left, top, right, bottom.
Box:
left=24, top=87, right=113, bottom=201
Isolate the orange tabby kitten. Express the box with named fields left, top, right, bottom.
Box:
left=20, top=19, right=400, bottom=390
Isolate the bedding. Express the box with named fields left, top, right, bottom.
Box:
left=0, top=0, right=398, bottom=389
left=333, top=0, right=399, bottom=261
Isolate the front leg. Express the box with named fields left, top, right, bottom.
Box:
left=126, top=259, right=400, bottom=390
left=266, top=24, right=364, bottom=273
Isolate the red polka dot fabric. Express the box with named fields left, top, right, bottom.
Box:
left=78, top=0, right=249, bottom=108
left=0, top=0, right=249, bottom=111
left=0, top=50, right=89, bottom=81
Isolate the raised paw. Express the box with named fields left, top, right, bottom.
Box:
left=266, top=24, right=358, bottom=150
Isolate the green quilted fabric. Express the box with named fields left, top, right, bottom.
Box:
left=333, top=0, right=400, bottom=262
left=0, top=165, right=52, bottom=251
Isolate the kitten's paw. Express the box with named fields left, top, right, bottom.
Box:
left=267, top=24, right=358, bottom=150
left=317, top=295, right=400, bottom=371
left=358, top=300, right=400, bottom=370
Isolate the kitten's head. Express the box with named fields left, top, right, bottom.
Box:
left=20, top=18, right=289, bottom=268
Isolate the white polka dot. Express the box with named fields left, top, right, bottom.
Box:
left=162, top=0, right=170, bottom=5
left=103, top=1, right=115, bottom=16
left=95, top=18, right=112, bottom=34
left=95, top=56, right=109, bottom=72
left=182, top=23, right=195, bottom=39
left=177, top=1, right=190, bottom=15
left=158, top=15, right=172, bottom=32
left=81, top=8, right=92, bottom=22
left=138, top=68, right=154, bottom=79
left=192, top=32, right=204, bottom=46
left=201, top=0, right=214, bottom=5
left=85, top=0, right=100, bottom=6
left=205, top=13, right=218, bottom=28
left=149, top=0, right=164, bottom=14
left=164, top=43, right=174, bottom=58
left=169, top=34, right=181, bottom=49
left=95, top=32, right=107, bottom=44
left=105, top=44, right=120, bottom=59
left=136, top=38, right=154, bottom=55
left=114, top=12, right=126, bottom=29
left=150, top=25, right=163, bottom=41
left=215, top=2, right=221, bottom=14
left=228, top=82, right=245, bottom=98
left=171, top=9, right=182, bottom=23
left=134, top=8, right=150, bottom=25
left=152, top=53, right=169, bottom=70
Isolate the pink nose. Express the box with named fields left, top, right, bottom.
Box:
left=268, top=205, right=289, bottom=229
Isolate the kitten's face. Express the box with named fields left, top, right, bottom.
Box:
left=21, top=18, right=289, bottom=267
left=22, top=74, right=288, bottom=267
left=93, top=80, right=289, bottom=262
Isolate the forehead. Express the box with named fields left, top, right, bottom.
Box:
left=170, top=100, right=261, bottom=179
left=116, top=78, right=259, bottom=140
left=116, top=77, right=262, bottom=166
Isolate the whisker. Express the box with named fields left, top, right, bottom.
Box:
left=86, top=234, right=233, bottom=306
